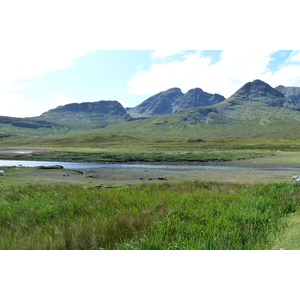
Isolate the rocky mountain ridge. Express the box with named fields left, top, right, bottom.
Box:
left=40, top=100, right=127, bottom=117
left=35, top=100, right=130, bottom=130
left=227, top=80, right=298, bottom=111
left=127, top=87, right=225, bottom=117
left=182, top=80, right=300, bottom=125
left=126, top=88, right=184, bottom=117
left=275, top=85, right=300, bottom=107
left=94, top=79, right=300, bottom=140
left=26, top=79, right=300, bottom=133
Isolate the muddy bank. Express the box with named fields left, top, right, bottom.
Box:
left=0, top=149, right=299, bottom=187
left=0, top=162, right=296, bottom=188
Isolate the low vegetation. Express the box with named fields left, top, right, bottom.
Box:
left=2, top=79, right=300, bottom=250
left=0, top=182, right=299, bottom=250
left=0, top=147, right=274, bottom=163
left=0, top=133, right=295, bottom=163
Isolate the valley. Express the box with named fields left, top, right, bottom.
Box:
left=1, top=79, right=300, bottom=250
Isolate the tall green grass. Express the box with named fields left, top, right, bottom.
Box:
left=0, top=182, right=299, bottom=250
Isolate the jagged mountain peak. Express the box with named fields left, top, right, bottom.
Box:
left=232, top=79, right=283, bottom=96
left=228, top=79, right=294, bottom=108
left=161, top=87, right=183, bottom=94
left=172, top=88, right=225, bottom=113
left=127, top=88, right=184, bottom=117
left=127, top=87, right=225, bottom=117
left=186, top=87, right=204, bottom=93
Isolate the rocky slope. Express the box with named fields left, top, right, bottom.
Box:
left=229, top=80, right=296, bottom=109
left=127, top=88, right=184, bottom=117
left=97, top=79, right=300, bottom=139
left=275, top=85, right=300, bottom=107
left=183, top=79, right=299, bottom=124
left=127, top=87, right=225, bottom=117
left=35, top=100, right=130, bottom=130
left=172, top=88, right=225, bottom=113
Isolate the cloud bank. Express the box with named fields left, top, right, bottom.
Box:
left=127, top=50, right=300, bottom=98
left=0, top=0, right=299, bottom=117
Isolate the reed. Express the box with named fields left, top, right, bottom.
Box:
left=0, top=182, right=299, bottom=250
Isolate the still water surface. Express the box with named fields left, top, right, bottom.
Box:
left=1, top=159, right=300, bottom=173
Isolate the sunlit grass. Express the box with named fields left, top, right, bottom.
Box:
left=0, top=182, right=299, bottom=250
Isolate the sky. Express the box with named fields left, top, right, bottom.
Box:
left=2, top=49, right=300, bottom=117
left=0, top=0, right=300, bottom=118
left=2, top=0, right=300, bottom=296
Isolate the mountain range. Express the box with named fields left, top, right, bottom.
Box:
left=91, top=79, right=300, bottom=139
left=126, top=87, right=225, bottom=117
left=1, top=79, right=300, bottom=139
left=34, top=100, right=130, bottom=130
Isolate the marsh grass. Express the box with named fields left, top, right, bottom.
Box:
left=0, top=146, right=273, bottom=163
left=0, top=182, right=299, bottom=250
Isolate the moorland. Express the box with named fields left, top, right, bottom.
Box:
left=1, top=79, right=300, bottom=250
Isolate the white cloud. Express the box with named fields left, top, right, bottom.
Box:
left=269, top=64, right=300, bottom=87
left=0, top=0, right=140, bottom=94
left=127, top=50, right=277, bottom=98
left=0, top=92, right=76, bottom=118
left=0, top=48, right=90, bottom=93
left=0, top=2, right=96, bottom=94
left=0, top=0, right=126, bottom=117
left=0, top=93, right=46, bottom=117
left=286, top=50, right=300, bottom=63
left=151, top=50, right=183, bottom=60
left=0, top=0, right=298, bottom=118
left=44, top=93, right=76, bottom=110
left=127, top=52, right=212, bottom=95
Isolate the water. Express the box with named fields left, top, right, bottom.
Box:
left=1, top=159, right=300, bottom=173
left=0, top=160, right=110, bottom=169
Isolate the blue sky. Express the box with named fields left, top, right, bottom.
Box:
left=0, top=1, right=300, bottom=117
left=1, top=0, right=300, bottom=295
left=1, top=50, right=300, bottom=117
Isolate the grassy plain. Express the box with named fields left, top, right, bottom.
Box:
left=0, top=182, right=299, bottom=250
left=1, top=134, right=300, bottom=250
left=0, top=134, right=298, bottom=163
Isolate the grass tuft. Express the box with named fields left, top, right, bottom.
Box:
left=0, top=182, right=300, bottom=249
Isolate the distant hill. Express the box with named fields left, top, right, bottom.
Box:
left=2, top=79, right=300, bottom=141
left=172, top=88, right=225, bottom=113
left=182, top=79, right=299, bottom=124
left=275, top=85, right=300, bottom=107
left=0, top=115, right=66, bottom=139
left=230, top=79, right=296, bottom=109
left=127, top=88, right=184, bottom=117
left=96, top=79, right=300, bottom=140
left=127, top=87, right=225, bottom=117
left=34, top=100, right=130, bottom=130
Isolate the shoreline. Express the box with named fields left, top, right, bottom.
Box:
left=0, top=156, right=299, bottom=171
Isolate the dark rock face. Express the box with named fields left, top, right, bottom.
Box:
left=229, top=79, right=295, bottom=108
left=127, top=87, right=225, bottom=117
left=275, top=85, right=300, bottom=107
left=42, top=100, right=127, bottom=117
left=37, top=100, right=130, bottom=130
left=173, top=88, right=225, bottom=113
left=0, top=116, right=62, bottom=129
left=128, top=88, right=184, bottom=116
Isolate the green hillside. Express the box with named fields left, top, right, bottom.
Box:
left=91, top=103, right=300, bottom=140
left=1, top=79, right=300, bottom=143
left=93, top=80, right=300, bottom=140
left=34, top=100, right=130, bottom=130
left=0, top=115, right=67, bottom=139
